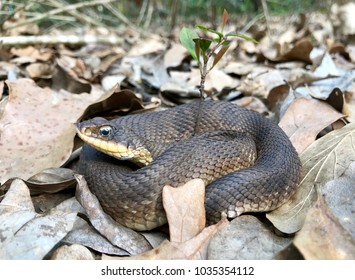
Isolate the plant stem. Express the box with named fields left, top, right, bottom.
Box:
left=199, top=38, right=226, bottom=99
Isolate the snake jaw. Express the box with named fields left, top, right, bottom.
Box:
left=75, top=122, right=153, bottom=166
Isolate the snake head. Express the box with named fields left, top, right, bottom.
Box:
left=76, top=117, right=152, bottom=166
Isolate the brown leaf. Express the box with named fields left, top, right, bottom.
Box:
left=0, top=179, right=36, bottom=242
left=279, top=97, right=345, bottom=154
left=105, top=179, right=228, bottom=260
left=188, top=68, right=238, bottom=93
left=0, top=179, right=81, bottom=259
left=10, top=46, right=52, bottom=62
left=267, top=122, right=355, bottom=233
left=74, top=174, right=152, bottom=255
left=163, top=179, right=206, bottom=243
left=282, top=38, right=313, bottom=63
left=294, top=182, right=355, bottom=260
left=62, top=217, right=128, bottom=256
left=128, top=36, right=166, bottom=56
left=208, top=215, right=292, bottom=260
left=213, top=45, right=230, bottom=68
left=105, top=218, right=228, bottom=260
left=50, top=244, right=95, bottom=260
left=238, top=69, right=285, bottom=99
left=26, top=63, right=53, bottom=79
left=164, top=43, right=188, bottom=69
left=79, top=87, right=160, bottom=120
left=0, top=79, right=98, bottom=184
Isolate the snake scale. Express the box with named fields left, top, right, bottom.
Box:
left=77, top=100, right=301, bottom=231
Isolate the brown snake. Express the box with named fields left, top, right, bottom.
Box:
left=76, top=100, right=302, bottom=231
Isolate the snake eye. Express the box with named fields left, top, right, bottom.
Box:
left=99, top=126, right=112, bottom=137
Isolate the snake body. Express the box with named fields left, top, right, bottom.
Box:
left=77, top=100, right=301, bottom=230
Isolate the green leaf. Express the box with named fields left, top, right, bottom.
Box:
left=179, top=27, right=199, bottom=60
left=196, top=25, right=223, bottom=39
left=226, top=32, right=258, bottom=43
left=193, top=38, right=212, bottom=53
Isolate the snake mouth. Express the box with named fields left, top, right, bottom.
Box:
left=75, top=123, right=153, bottom=166
left=76, top=125, right=134, bottom=160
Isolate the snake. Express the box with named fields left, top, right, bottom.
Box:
left=76, top=100, right=302, bottom=231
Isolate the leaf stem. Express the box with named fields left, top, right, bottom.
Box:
left=199, top=38, right=226, bottom=99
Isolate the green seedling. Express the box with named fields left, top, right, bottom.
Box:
left=180, top=9, right=257, bottom=98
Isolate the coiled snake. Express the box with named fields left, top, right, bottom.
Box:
left=77, top=100, right=301, bottom=231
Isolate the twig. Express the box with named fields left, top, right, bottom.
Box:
left=240, top=13, right=265, bottom=34
left=103, top=2, right=140, bottom=31
left=2, top=0, right=116, bottom=31
left=0, top=34, right=123, bottom=46
left=261, top=0, right=272, bottom=43
left=136, top=0, right=149, bottom=26
left=47, top=0, right=108, bottom=28
left=143, top=0, right=154, bottom=29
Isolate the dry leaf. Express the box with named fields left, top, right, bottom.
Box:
left=188, top=68, right=238, bottom=93
left=106, top=179, right=228, bottom=260
left=208, top=215, right=292, bottom=260
left=267, top=122, right=355, bottom=233
left=293, top=161, right=355, bottom=259
left=163, top=179, right=206, bottom=243
left=128, top=36, right=166, bottom=56
left=50, top=244, right=95, bottom=260
left=105, top=218, right=228, bottom=260
left=279, top=97, right=344, bottom=154
left=10, top=46, right=53, bottom=62
left=26, top=63, right=53, bottom=79
left=281, top=38, right=313, bottom=63
left=62, top=217, right=128, bottom=256
left=0, top=179, right=36, bottom=243
left=294, top=183, right=355, bottom=259
left=164, top=43, right=188, bottom=68
left=0, top=79, right=100, bottom=183
left=0, top=179, right=81, bottom=259
left=238, top=69, right=285, bottom=99
left=79, top=88, right=160, bottom=120
left=74, top=174, right=152, bottom=255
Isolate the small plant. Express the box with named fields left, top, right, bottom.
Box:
left=179, top=9, right=257, bottom=99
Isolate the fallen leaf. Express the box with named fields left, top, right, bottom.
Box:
left=267, top=122, right=355, bottom=233
left=163, top=179, right=206, bottom=243
left=0, top=79, right=98, bottom=184
left=79, top=87, right=160, bottom=120
left=238, top=69, right=285, bottom=99
left=62, top=217, right=128, bottom=256
left=0, top=179, right=36, bottom=243
left=10, top=46, right=53, bottom=62
left=105, top=218, right=228, bottom=260
left=208, top=215, right=292, bottom=260
left=0, top=179, right=81, bottom=259
left=279, top=97, right=344, bottom=154
left=188, top=68, right=238, bottom=93
left=281, top=38, right=313, bottom=63
left=128, top=35, right=166, bottom=56
left=50, top=244, right=95, bottom=260
left=293, top=161, right=355, bottom=259
left=74, top=174, right=152, bottom=255
left=105, top=179, right=228, bottom=260
left=26, top=63, right=53, bottom=79
left=164, top=43, right=188, bottom=69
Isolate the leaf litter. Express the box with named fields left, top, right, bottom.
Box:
left=0, top=7, right=354, bottom=260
